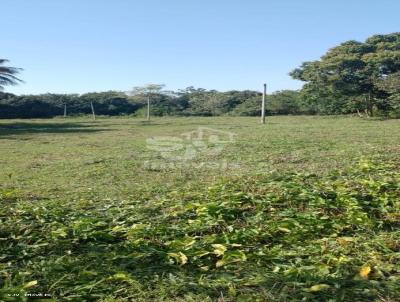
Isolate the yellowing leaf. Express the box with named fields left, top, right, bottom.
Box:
left=184, top=240, right=196, bottom=249
left=359, top=265, right=371, bottom=279
left=179, top=252, right=188, bottom=265
left=308, top=284, right=330, bottom=292
left=196, top=251, right=210, bottom=258
left=211, top=244, right=227, bottom=256
left=216, top=259, right=225, bottom=268
left=277, top=227, right=291, bottom=233
left=337, top=237, right=355, bottom=246
left=51, top=229, right=67, bottom=238
left=112, top=273, right=129, bottom=280
left=111, top=225, right=125, bottom=232
left=23, top=280, right=38, bottom=288
left=167, top=252, right=188, bottom=265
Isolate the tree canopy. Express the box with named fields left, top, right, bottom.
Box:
left=291, top=32, right=400, bottom=116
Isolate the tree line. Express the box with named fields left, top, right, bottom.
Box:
left=1, top=32, right=399, bottom=119
left=0, top=89, right=306, bottom=118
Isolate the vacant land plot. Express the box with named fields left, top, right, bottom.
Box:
left=1, top=116, right=399, bottom=301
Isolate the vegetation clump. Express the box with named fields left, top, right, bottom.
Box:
left=1, top=159, right=399, bottom=301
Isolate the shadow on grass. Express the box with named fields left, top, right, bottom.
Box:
left=136, top=120, right=174, bottom=126
left=0, top=122, right=111, bottom=138
left=359, top=116, right=398, bottom=122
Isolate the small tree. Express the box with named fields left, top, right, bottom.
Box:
left=129, top=84, right=165, bottom=120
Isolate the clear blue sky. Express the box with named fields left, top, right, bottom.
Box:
left=3, top=0, right=400, bottom=95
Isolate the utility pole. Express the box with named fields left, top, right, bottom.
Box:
left=63, top=103, right=67, bottom=118
left=261, top=83, right=266, bottom=124
left=146, top=95, right=150, bottom=121
left=90, top=101, right=96, bottom=121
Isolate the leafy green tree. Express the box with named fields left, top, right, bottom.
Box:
left=375, top=72, right=400, bottom=116
left=291, top=33, right=400, bottom=116
left=129, top=84, right=166, bottom=120
left=0, top=59, right=22, bottom=90
left=267, top=90, right=301, bottom=114
left=298, top=84, right=351, bottom=115
left=177, top=88, right=260, bottom=116
left=230, top=96, right=260, bottom=116
left=231, top=90, right=303, bottom=116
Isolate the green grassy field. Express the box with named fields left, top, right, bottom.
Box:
left=1, top=116, right=399, bottom=301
